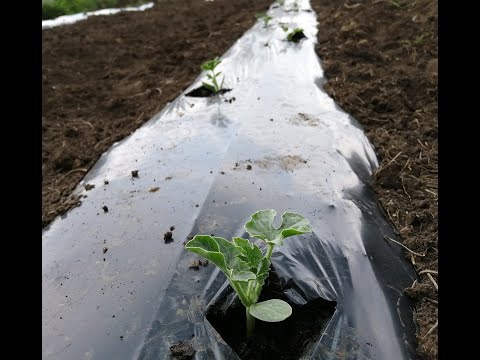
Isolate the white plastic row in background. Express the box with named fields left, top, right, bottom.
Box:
left=42, top=2, right=154, bottom=29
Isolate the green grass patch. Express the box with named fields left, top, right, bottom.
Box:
left=42, top=0, right=150, bottom=20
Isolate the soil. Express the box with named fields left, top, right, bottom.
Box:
left=185, top=85, right=231, bottom=97
left=164, top=231, right=173, bottom=243
left=310, top=0, right=438, bottom=358
left=169, top=340, right=195, bottom=360
left=188, top=259, right=208, bottom=270
left=42, top=0, right=274, bottom=228
left=207, top=269, right=336, bottom=360
left=43, top=0, right=437, bottom=358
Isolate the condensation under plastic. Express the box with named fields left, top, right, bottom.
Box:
left=42, top=1, right=417, bottom=359
left=42, top=2, right=154, bottom=29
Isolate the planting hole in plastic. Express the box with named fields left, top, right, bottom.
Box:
left=206, top=268, right=336, bottom=360
left=185, top=85, right=232, bottom=98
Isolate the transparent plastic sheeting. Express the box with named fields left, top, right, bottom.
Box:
left=42, top=2, right=154, bottom=29
left=42, top=1, right=417, bottom=359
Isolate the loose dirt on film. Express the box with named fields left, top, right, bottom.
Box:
left=43, top=0, right=437, bottom=358
left=42, top=0, right=274, bottom=228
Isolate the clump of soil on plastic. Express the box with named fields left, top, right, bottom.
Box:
left=164, top=231, right=173, bottom=243
left=207, top=269, right=336, bottom=360
left=169, top=340, right=195, bottom=360
left=188, top=259, right=209, bottom=270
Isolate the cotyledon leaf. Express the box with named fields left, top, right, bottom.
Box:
left=249, top=299, right=292, bottom=322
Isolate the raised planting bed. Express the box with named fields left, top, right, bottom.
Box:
left=43, top=1, right=419, bottom=359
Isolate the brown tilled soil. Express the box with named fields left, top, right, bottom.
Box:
left=310, top=0, right=438, bottom=358
left=43, top=0, right=437, bottom=358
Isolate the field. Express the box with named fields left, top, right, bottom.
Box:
left=42, top=0, right=437, bottom=358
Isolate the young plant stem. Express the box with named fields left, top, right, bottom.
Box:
left=230, top=281, right=248, bottom=306
left=211, top=70, right=220, bottom=92
left=246, top=306, right=255, bottom=338
left=266, top=243, right=274, bottom=260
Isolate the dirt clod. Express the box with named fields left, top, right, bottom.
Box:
left=169, top=340, right=195, bottom=359
left=188, top=259, right=209, bottom=270
left=164, top=231, right=173, bottom=244
left=188, top=260, right=201, bottom=270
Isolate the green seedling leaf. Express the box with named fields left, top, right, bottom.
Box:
left=202, top=82, right=216, bottom=93
left=231, top=271, right=257, bottom=282
left=200, top=57, right=224, bottom=94
left=185, top=235, right=251, bottom=275
left=233, top=237, right=263, bottom=272
left=201, top=57, right=221, bottom=71
left=201, top=63, right=213, bottom=71
left=245, top=209, right=276, bottom=242
left=255, top=12, right=272, bottom=27
left=249, top=299, right=292, bottom=322
left=185, top=235, right=229, bottom=274
left=245, top=209, right=312, bottom=246
left=255, top=257, right=270, bottom=284
left=280, top=212, right=312, bottom=238
left=214, top=236, right=243, bottom=269
left=184, top=209, right=311, bottom=337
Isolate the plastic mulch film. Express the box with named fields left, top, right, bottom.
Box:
left=42, top=2, right=154, bottom=29
left=42, top=1, right=417, bottom=359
